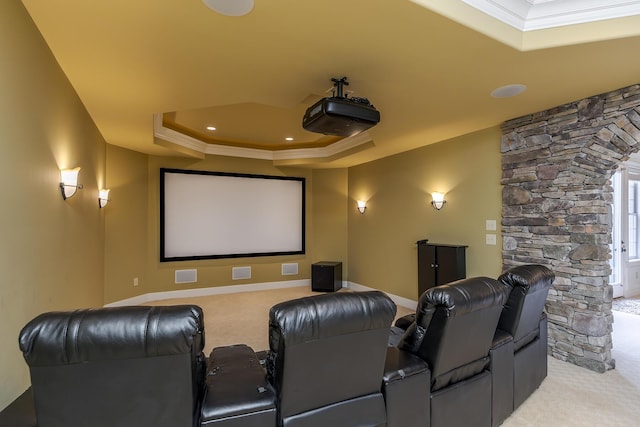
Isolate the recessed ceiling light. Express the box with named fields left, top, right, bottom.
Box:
left=202, top=0, right=254, bottom=16
left=491, top=84, right=527, bottom=98
left=285, top=137, right=294, bottom=141
left=206, top=126, right=216, bottom=131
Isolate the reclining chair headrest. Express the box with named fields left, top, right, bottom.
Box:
left=498, top=264, right=555, bottom=294
left=19, top=305, right=204, bottom=367
left=269, top=290, right=396, bottom=346
left=423, top=277, right=509, bottom=316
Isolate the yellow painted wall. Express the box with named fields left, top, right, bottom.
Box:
left=311, top=168, right=349, bottom=270
left=348, top=127, right=503, bottom=300
left=0, top=0, right=106, bottom=409
left=104, top=145, right=149, bottom=302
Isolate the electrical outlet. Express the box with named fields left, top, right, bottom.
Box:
left=486, top=234, right=497, bottom=245
left=133, top=277, right=139, bottom=287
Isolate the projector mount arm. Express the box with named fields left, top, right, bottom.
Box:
left=331, top=77, right=349, bottom=98
left=329, top=76, right=374, bottom=107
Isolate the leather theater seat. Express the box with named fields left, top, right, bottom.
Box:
left=392, top=276, right=511, bottom=427
left=266, top=290, right=396, bottom=427
left=491, top=264, right=555, bottom=426
left=19, top=305, right=206, bottom=427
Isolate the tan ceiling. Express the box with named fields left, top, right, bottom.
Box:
left=20, top=0, right=640, bottom=168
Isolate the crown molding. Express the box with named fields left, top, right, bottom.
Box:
left=410, top=0, right=640, bottom=51
left=461, top=0, right=640, bottom=31
left=153, top=113, right=374, bottom=161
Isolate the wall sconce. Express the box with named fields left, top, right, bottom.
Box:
left=98, top=189, right=111, bottom=208
left=431, top=192, right=446, bottom=210
left=59, top=168, right=83, bottom=200
left=356, top=200, right=367, bottom=214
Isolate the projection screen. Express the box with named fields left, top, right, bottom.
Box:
left=160, top=168, right=305, bottom=261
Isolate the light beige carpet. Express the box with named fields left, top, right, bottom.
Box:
left=503, top=310, right=640, bottom=426
left=145, top=287, right=640, bottom=426
left=502, top=356, right=640, bottom=426
left=144, top=286, right=413, bottom=355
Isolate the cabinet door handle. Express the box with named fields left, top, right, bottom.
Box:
left=431, top=264, right=438, bottom=268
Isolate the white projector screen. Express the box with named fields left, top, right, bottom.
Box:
left=160, top=168, right=305, bottom=261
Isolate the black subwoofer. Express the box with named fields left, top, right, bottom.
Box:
left=312, top=262, right=342, bottom=292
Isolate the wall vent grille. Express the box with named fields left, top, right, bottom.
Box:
left=232, top=266, right=252, bottom=280
left=175, top=269, right=197, bottom=284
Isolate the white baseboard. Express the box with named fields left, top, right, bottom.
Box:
left=346, top=281, right=417, bottom=310
left=104, top=279, right=310, bottom=307
left=104, top=279, right=418, bottom=311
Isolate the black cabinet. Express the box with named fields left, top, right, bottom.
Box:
left=312, top=261, right=342, bottom=292
left=417, top=240, right=467, bottom=296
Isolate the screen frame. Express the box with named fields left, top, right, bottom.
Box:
left=159, top=168, right=306, bottom=262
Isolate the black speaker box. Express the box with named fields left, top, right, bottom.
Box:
left=311, top=262, right=342, bottom=292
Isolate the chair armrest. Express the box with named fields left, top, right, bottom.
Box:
left=382, top=346, right=430, bottom=427
left=200, top=344, right=276, bottom=427
left=394, top=314, right=415, bottom=331
left=388, top=326, right=407, bottom=347
left=490, top=329, right=514, bottom=427
left=383, top=346, right=430, bottom=383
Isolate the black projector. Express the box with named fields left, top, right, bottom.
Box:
left=302, top=97, right=380, bottom=136
left=302, top=77, right=380, bottom=137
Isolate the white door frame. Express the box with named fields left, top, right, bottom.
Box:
left=610, top=169, right=624, bottom=298
left=617, top=159, right=640, bottom=298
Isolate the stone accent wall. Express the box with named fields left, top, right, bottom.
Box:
left=501, top=84, right=640, bottom=372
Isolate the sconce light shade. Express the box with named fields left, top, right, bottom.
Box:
left=60, top=167, right=83, bottom=200
left=357, top=200, right=367, bottom=214
left=431, top=192, right=446, bottom=210
left=99, top=189, right=111, bottom=208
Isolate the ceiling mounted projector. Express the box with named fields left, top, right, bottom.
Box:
left=302, top=77, right=380, bottom=137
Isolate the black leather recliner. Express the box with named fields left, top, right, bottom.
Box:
left=392, top=277, right=511, bottom=427
left=490, top=264, right=555, bottom=426
left=266, top=290, right=396, bottom=427
left=19, top=305, right=206, bottom=427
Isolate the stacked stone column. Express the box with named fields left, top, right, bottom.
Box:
left=501, top=84, right=640, bottom=372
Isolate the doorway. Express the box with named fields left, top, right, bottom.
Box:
left=611, top=155, right=640, bottom=299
